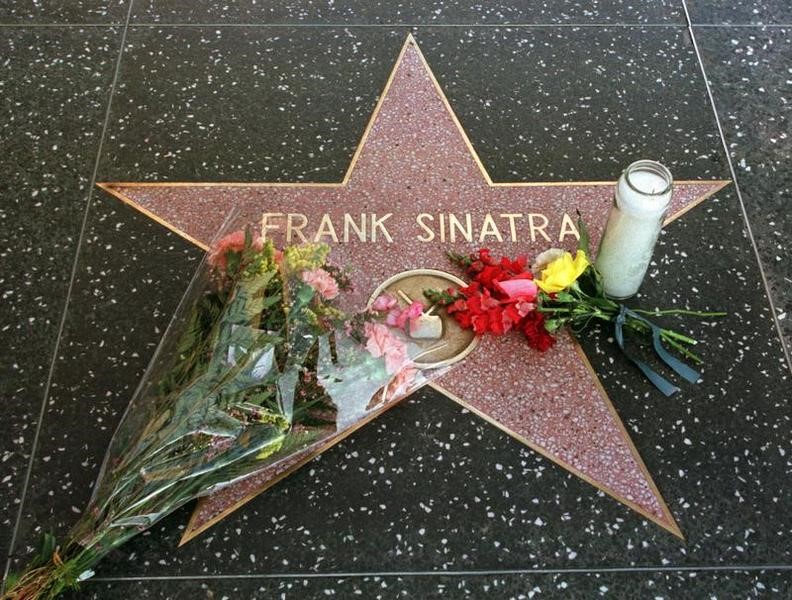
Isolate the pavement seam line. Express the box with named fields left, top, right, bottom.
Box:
left=681, top=0, right=792, bottom=375
left=2, top=0, right=136, bottom=587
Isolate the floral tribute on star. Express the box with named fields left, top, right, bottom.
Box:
left=425, top=249, right=554, bottom=351
left=425, top=218, right=725, bottom=395
left=3, top=227, right=448, bottom=600
left=5, top=218, right=724, bottom=600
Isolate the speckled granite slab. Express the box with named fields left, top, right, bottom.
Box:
left=13, top=25, right=792, bottom=592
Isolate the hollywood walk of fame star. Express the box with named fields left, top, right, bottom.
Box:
left=98, top=35, right=728, bottom=543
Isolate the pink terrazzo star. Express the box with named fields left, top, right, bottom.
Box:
left=100, top=35, right=728, bottom=542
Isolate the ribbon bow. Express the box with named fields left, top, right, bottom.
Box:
left=614, top=305, right=700, bottom=397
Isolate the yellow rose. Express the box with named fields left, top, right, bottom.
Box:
left=536, top=250, right=590, bottom=294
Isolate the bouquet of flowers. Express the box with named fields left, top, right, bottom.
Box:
left=425, top=220, right=724, bottom=396
left=4, top=229, right=446, bottom=600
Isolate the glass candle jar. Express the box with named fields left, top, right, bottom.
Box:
left=595, top=160, right=673, bottom=299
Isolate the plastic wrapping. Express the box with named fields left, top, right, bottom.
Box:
left=6, top=220, right=457, bottom=600
left=85, top=231, right=448, bottom=540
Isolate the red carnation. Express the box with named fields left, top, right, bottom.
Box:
left=445, top=249, right=557, bottom=349
left=521, top=311, right=556, bottom=352
left=478, top=248, right=493, bottom=264
left=475, top=264, right=507, bottom=287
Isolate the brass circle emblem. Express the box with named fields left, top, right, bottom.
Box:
left=367, top=269, right=478, bottom=369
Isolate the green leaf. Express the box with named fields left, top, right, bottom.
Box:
left=554, top=291, right=576, bottom=303
left=587, top=296, right=618, bottom=311
left=576, top=210, right=590, bottom=256
left=29, top=532, right=58, bottom=569
left=544, top=319, right=562, bottom=332
left=446, top=250, right=472, bottom=268
left=3, top=571, right=19, bottom=590
left=423, top=287, right=459, bottom=306
left=226, top=251, right=241, bottom=275
left=261, top=294, right=282, bottom=310
left=296, top=283, right=316, bottom=305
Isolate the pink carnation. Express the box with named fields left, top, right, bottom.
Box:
left=495, top=278, right=538, bottom=301
left=364, top=322, right=410, bottom=374
left=385, top=300, right=424, bottom=330
left=302, top=268, right=339, bottom=300
left=208, top=230, right=264, bottom=271
left=370, top=294, right=398, bottom=312
left=515, top=300, right=536, bottom=318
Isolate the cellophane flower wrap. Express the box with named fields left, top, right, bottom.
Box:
left=4, top=227, right=448, bottom=600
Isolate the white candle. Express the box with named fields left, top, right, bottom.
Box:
left=595, top=160, right=673, bottom=299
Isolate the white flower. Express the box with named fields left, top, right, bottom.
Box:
left=532, top=248, right=566, bottom=274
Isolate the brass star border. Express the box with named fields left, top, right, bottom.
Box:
left=98, top=35, right=729, bottom=544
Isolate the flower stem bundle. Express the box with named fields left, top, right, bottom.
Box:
left=4, top=229, right=440, bottom=600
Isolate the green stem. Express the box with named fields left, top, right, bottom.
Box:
left=583, top=311, right=615, bottom=324
left=632, top=308, right=727, bottom=318
left=658, top=328, right=698, bottom=345
left=623, top=321, right=703, bottom=363
left=659, top=332, right=704, bottom=364
left=570, top=282, right=619, bottom=310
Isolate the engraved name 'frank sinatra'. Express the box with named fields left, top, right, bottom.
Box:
left=260, top=211, right=581, bottom=244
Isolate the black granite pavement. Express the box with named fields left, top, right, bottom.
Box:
left=1, top=2, right=790, bottom=598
